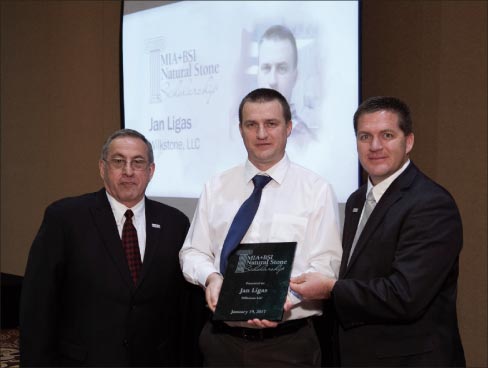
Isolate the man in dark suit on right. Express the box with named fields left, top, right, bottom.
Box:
left=290, top=96, right=465, bottom=366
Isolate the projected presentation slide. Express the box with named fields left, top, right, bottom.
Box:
left=123, top=1, right=359, bottom=202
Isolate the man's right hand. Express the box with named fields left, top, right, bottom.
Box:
left=290, top=272, right=336, bottom=300
left=205, top=272, right=223, bottom=312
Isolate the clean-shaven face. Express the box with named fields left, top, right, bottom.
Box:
left=99, top=136, right=155, bottom=207
left=240, top=100, right=292, bottom=171
left=356, top=110, right=414, bottom=185
left=257, top=39, right=297, bottom=102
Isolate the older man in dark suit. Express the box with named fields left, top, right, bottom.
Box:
left=290, top=96, right=465, bottom=367
left=20, top=129, right=191, bottom=367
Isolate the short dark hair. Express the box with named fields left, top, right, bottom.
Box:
left=238, top=88, right=292, bottom=125
left=259, top=25, right=298, bottom=69
left=353, top=96, right=413, bottom=136
left=101, top=129, right=154, bottom=163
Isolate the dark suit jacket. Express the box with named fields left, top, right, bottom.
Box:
left=20, top=189, right=191, bottom=367
left=332, top=163, right=465, bottom=367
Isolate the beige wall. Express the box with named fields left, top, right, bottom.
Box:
left=1, top=0, right=486, bottom=366
left=361, top=2, right=487, bottom=366
left=1, top=0, right=121, bottom=273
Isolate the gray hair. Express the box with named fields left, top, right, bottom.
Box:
left=100, top=129, right=154, bottom=163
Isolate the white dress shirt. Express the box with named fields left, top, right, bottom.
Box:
left=106, top=192, right=147, bottom=260
left=179, top=155, right=342, bottom=321
left=366, top=160, right=411, bottom=206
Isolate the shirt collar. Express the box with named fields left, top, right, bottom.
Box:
left=367, top=160, right=410, bottom=202
left=244, top=154, right=289, bottom=185
left=105, top=191, right=145, bottom=226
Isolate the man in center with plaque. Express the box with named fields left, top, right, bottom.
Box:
left=179, top=88, right=342, bottom=366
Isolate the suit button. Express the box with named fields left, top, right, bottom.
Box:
left=123, top=339, right=129, bottom=347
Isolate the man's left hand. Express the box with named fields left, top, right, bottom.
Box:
left=246, top=296, right=293, bottom=328
left=246, top=319, right=279, bottom=328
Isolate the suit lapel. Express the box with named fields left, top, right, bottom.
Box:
left=343, top=163, right=419, bottom=276
left=345, top=190, right=404, bottom=272
left=91, top=189, right=134, bottom=289
left=136, top=198, right=162, bottom=287
left=340, top=187, right=366, bottom=277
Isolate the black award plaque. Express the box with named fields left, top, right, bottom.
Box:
left=213, top=242, right=297, bottom=321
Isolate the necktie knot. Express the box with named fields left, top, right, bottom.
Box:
left=252, top=175, right=272, bottom=190
left=125, top=209, right=134, bottom=220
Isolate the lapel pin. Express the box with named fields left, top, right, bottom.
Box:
left=352, top=208, right=359, bottom=213
left=152, top=223, right=161, bottom=229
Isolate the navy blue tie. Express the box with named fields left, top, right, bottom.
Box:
left=219, top=175, right=272, bottom=273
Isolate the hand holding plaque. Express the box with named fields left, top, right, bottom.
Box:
left=213, top=242, right=297, bottom=321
